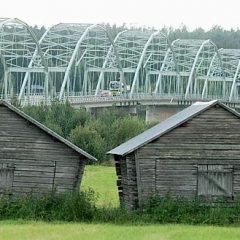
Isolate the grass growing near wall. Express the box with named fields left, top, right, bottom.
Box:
left=1, top=165, right=240, bottom=226
left=0, top=191, right=96, bottom=222
left=139, top=196, right=240, bottom=225
left=82, top=165, right=240, bottom=226
left=2, top=166, right=240, bottom=239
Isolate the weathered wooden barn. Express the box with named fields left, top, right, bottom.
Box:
left=108, top=100, right=240, bottom=209
left=0, top=101, right=96, bottom=195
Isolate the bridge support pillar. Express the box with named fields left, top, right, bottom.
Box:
left=146, top=105, right=186, bottom=123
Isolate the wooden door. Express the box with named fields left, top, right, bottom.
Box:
left=197, top=165, right=233, bottom=197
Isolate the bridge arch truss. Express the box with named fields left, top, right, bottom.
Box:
left=0, top=19, right=239, bottom=104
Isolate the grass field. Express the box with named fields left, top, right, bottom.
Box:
left=81, top=165, right=119, bottom=207
left=1, top=165, right=240, bottom=240
left=1, top=221, right=240, bottom=240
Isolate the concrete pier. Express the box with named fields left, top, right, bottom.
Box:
left=81, top=104, right=189, bottom=122
left=145, top=105, right=186, bottom=123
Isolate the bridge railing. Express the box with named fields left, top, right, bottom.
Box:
left=3, top=92, right=240, bottom=106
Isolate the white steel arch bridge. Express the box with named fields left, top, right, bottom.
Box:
left=0, top=18, right=240, bottom=106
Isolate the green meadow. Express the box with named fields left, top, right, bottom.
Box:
left=82, top=165, right=119, bottom=207
left=1, top=165, right=240, bottom=240
left=1, top=221, right=240, bottom=240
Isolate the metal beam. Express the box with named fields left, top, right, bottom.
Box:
left=15, top=19, right=50, bottom=100
left=154, top=48, right=170, bottom=93
left=184, top=40, right=210, bottom=99
left=59, top=24, right=97, bottom=100
left=95, top=30, right=127, bottom=96
left=154, top=38, right=181, bottom=94
left=130, top=31, right=161, bottom=98
left=201, top=52, right=218, bottom=98
left=229, top=60, right=240, bottom=101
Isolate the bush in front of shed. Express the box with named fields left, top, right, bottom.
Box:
left=1, top=192, right=240, bottom=225
left=0, top=189, right=96, bottom=221
left=140, top=195, right=240, bottom=225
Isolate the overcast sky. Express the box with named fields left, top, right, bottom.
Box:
left=2, top=0, right=240, bottom=30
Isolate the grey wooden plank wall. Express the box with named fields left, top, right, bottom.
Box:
left=0, top=106, right=85, bottom=195
left=115, top=153, right=138, bottom=209
left=134, top=105, right=240, bottom=204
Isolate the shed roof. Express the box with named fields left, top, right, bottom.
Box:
left=0, top=101, right=97, bottom=161
left=108, top=100, right=240, bottom=156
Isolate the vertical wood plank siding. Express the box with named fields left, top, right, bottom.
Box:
left=122, top=105, right=240, bottom=208
left=115, top=153, right=138, bottom=209
left=0, top=106, right=86, bottom=195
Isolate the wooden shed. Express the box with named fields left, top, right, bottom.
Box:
left=0, top=101, right=96, bottom=195
left=108, top=100, right=240, bottom=209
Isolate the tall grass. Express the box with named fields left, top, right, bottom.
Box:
left=0, top=191, right=240, bottom=225
left=1, top=163, right=240, bottom=225
left=0, top=190, right=96, bottom=222
left=138, top=195, right=240, bottom=225
left=93, top=196, right=240, bottom=225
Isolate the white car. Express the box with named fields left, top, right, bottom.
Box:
left=100, top=90, right=112, bottom=97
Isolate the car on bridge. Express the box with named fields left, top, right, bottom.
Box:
left=100, top=90, right=112, bottom=97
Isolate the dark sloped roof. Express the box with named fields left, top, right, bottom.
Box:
left=108, top=100, right=240, bottom=156
left=0, top=101, right=97, bottom=161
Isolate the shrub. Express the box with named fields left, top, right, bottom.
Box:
left=45, top=102, right=90, bottom=137
left=69, top=125, right=106, bottom=161
left=0, top=189, right=96, bottom=221
left=139, top=195, right=240, bottom=225
left=23, top=102, right=91, bottom=138
left=111, top=116, right=145, bottom=147
left=1, top=193, right=240, bottom=225
left=22, top=103, right=152, bottom=162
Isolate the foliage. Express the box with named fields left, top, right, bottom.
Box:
left=43, top=119, right=63, bottom=136
left=1, top=166, right=240, bottom=225
left=92, top=196, right=240, bottom=225
left=32, top=23, right=240, bottom=50
left=24, top=103, right=50, bottom=123
left=24, top=102, right=91, bottom=138
left=22, top=103, right=149, bottom=161
left=69, top=125, right=106, bottom=161
left=166, top=25, right=240, bottom=49
left=111, top=116, right=145, bottom=147
left=137, top=195, right=240, bottom=225
left=45, top=102, right=90, bottom=138
left=0, top=190, right=96, bottom=222
left=99, top=23, right=240, bottom=49
left=10, top=97, right=21, bottom=108
left=82, top=165, right=240, bottom=226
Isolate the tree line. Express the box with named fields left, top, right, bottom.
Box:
left=33, top=24, right=240, bottom=49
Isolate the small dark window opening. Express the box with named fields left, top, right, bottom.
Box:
left=197, top=165, right=233, bottom=198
